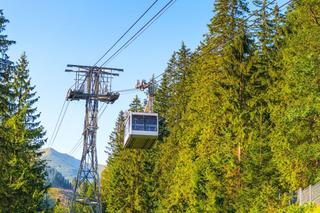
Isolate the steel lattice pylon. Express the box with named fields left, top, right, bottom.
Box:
left=65, top=64, right=123, bottom=212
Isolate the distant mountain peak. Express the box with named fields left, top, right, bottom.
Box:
left=42, top=147, right=104, bottom=181
left=42, top=147, right=56, bottom=156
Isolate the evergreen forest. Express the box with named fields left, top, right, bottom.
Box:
left=101, top=0, right=320, bottom=212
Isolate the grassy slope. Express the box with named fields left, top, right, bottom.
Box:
left=48, top=187, right=73, bottom=207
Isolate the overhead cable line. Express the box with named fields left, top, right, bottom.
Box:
left=69, top=136, right=82, bottom=155
left=48, top=100, right=66, bottom=147
left=100, top=0, right=177, bottom=67
left=114, top=88, right=138, bottom=93
left=48, top=101, right=70, bottom=148
left=66, top=0, right=159, bottom=93
left=98, top=104, right=108, bottom=119
left=92, top=0, right=160, bottom=68
left=91, top=0, right=177, bottom=120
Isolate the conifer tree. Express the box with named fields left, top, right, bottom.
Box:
left=0, top=53, right=47, bottom=211
left=166, top=42, right=192, bottom=123
left=0, top=10, right=15, bottom=120
left=0, top=11, right=15, bottom=197
left=101, top=111, right=127, bottom=212
left=150, top=43, right=194, bottom=211
left=154, top=72, right=170, bottom=139
left=231, top=1, right=286, bottom=211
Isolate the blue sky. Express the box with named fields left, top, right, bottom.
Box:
left=1, top=0, right=287, bottom=164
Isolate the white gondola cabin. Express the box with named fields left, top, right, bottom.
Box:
left=124, top=112, right=158, bottom=149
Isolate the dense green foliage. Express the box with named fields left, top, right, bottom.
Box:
left=0, top=10, right=48, bottom=212
left=101, top=97, right=157, bottom=212
left=101, top=0, right=320, bottom=212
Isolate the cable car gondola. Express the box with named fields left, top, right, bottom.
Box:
left=124, top=111, right=158, bottom=148
left=123, top=78, right=158, bottom=149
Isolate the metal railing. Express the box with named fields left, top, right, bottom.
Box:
left=297, top=182, right=320, bottom=206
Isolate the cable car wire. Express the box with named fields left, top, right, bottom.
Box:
left=48, top=100, right=67, bottom=147
left=114, top=88, right=138, bottom=93
left=69, top=137, right=82, bottom=155
left=101, top=0, right=177, bottom=66
left=98, top=104, right=108, bottom=119
left=98, top=0, right=178, bottom=93
left=48, top=101, right=70, bottom=148
left=99, top=0, right=177, bottom=67
left=92, top=0, right=160, bottom=68
left=67, top=0, right=161, bottom=94
left=48, top=80, right=77, bottom=148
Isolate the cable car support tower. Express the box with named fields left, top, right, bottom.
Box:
left=65, top=64, right=123, bottom=212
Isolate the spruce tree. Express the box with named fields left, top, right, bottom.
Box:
left=0, top=9, right=15, bottom=120
left=148, top=43, right=194, bottom=211
left=0, top=53, right=47, bottom=211
left=101, top=111, right=127, bottom=211
left=235, top=0, right=283, bottom=210
left=0, top=10, right=15, bottom=200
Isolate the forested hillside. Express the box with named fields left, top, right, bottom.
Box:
left=101, top=0, right=320, bottom=212
left=46, top=167, right=72, bottom=190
